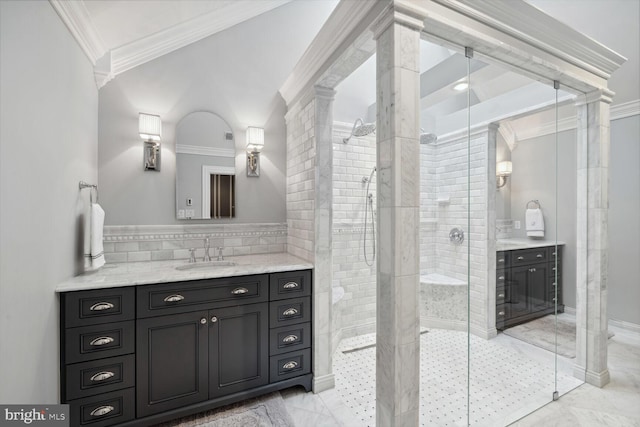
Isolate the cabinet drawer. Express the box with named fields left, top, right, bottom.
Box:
left=64, top=288, right=135, bottom=328
left=269, top=348, right=311, bottom=383
left=270, top=323, right=311, bottom=356
left=511, top=248, right=547, bottom=265
left=66, top=355, right=135, bottom=401
left=496, top=270, right=507, bottom=286
left=269, top=270, right=311, bottom=301
left=137, top=274, right=268, bottom=318
left=69, top=387, right=134, bottom=427
left=496, top=286, right=506, bottom=306
left=269, top=297, right=311, bottom=328
left=65, top=321, right=135, bottom=364
left=496, top=251, right=509, bottom=268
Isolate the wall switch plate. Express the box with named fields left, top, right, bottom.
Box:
left=186, top=198, right=192, bottom=206
left=514, top=220, right=521, bottom=229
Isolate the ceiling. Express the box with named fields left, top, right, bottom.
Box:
left=53, top=0, right=638, bottom=143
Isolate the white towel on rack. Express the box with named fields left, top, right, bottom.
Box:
left=526, top=208, right=544, bottom=237
left=84, top=203, right=106, bottom=270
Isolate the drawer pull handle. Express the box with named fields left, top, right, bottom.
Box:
left=498, top=259, right=504, bottom=263
left=90, top=406, right=114, bottom=417
left=90, top=336, right=114, bottom=346
left=498, top=311, right=505, bottom=316
left=90, top=371, right=115, bottom=382
left=283, top=308, right=298, bottom=316
left=517, top=256, right=524, bottom=260
left=498, top=276, right=505, bottom=280
left=283, top=282, right=299, bottom=289
left=283, top=335, right=299, bottom=343
left=231, top=287, right=249, bottom=295
left=90, top=302, right=114, bottom=311
left=552, top=252, right=557, bottom=256
left=164, top=294, right=184, bottom=303
left=553, top=282, right=557, bottom=287
left=552, top=297, right=557, bottom=302
left=537, top=254, right=544, bottom=258
left=498, top=293, right=505, bottom=298
left=283, top=361, right=298, bottom=370
left=553, top=267, right=557, bottom=271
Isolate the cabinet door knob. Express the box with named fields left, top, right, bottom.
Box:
left=283, top=308, right=298, bottom=317
left=529, top=267, right=536, bottom=273
left=200, top=318, right=207, bottom=324
left=282, top=361, right=298, bottom=370
left=231, top=287, right=249, bottom=295
left=283, top=282, right=300, bottom=289
left=517, top=256, right=524, bottom=260
left=211, top=316, right=218, bottom=323
left=90, top=371, right=115, bottom=382
left=89, top=336, right=114, bottom=346
left=283, top=334, right=299, bottom=343
left=90, top=406, right=114, bottom=417
left=89, top=302, right=114, bottom=311
left=164, top=294, right=185, bottom=303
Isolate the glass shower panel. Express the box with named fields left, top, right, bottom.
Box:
left=418, top=39, right=471, bottom=426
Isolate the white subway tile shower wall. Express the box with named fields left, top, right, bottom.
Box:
left=285, top=97, right=316, bottom=262
left=103, top=223, right=287, bottom=263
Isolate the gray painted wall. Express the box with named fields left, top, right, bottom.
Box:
left=510, top=128, right=578, bottom=312
left=0, top=1, right=98, bottom=403
left=98, top=1, right=337, bottom=225
left=609, top=115, right=640, bottom=325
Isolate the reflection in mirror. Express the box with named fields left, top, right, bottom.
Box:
left=175, top=111, right=236, bottom=219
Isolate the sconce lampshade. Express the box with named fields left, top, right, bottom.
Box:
left=497, top=160, right=513, bottom=176
left=139, top=113, right=162, bottom=142
left=246, top=127, right=264, bottom=152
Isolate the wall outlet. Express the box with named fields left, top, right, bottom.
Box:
left=514, top=220, right=521, bottom=229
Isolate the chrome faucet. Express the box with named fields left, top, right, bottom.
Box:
left=217, top=247, right=224, bottom=261
left=203, top=237, right=211, bottom=262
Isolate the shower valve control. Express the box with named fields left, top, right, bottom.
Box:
left=449, top=228, right=465, bottom=245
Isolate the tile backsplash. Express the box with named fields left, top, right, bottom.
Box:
left=103, top=223, right=287, bottom=263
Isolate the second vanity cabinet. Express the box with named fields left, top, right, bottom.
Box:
left=496, top=246, right=563, bottom=330
left=60, top=269, right=312, bottom=427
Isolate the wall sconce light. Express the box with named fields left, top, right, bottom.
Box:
left=246, top=127, right=264, bottom=177
left=139, top=113, right=162, bottom=171
left=496, top=160, right=512, bottom=189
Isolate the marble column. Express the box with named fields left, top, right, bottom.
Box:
left=574, top=89, right=613, bottom=387
left=312, top=85, right=336, bottom=392
left=372, top=4, right=424, bottom=426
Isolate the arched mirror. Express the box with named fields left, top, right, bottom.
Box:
left=175, top=111, right=236, bottom=219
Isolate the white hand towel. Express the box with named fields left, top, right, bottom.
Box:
left=526, top=208, right=544, bottom=238
left=84, top=203, right=106, bottom=270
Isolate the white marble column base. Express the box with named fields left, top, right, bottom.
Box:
left=585, top=369, right=611, bottom=388
left=313, top=373, right=336, bottom=393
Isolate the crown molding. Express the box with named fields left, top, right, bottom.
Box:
left=514, top=98, right=639, bottom=142
left=49, top=0, right=106, bottom=65
left=109, top=0, right=292, bottom=77
left=497, top=121, right=517, bottom=152
left=279, top=0, right=388, bottom=106
left=176, top=145, right=236, bottom=158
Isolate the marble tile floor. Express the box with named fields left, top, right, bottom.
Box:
left=280, top=323, right=639, bottom=426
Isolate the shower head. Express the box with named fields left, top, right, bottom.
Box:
left=343, top=118, right=376, bottom=143
left=420, top=132, right=437, bottom=145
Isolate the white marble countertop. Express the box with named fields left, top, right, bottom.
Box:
left=496, top=238, right=565, bottom=252
left=56, top=253, right=313, bottom=292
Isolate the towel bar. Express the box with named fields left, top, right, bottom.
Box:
left=79, top=181, right=98, bottom=203
left=526, top=199, right=540, bottom=209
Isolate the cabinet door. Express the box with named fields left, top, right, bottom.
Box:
left=527, top=263, right=549, bottom=312
left=209, top=303, right=269, bottom=398
left=508, top=266, right=530, bottom=319
left=137, top=311, right=209, bottom=418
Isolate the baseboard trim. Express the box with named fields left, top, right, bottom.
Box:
left=585, top=369, right=610, bottom=388
left=420, top=317, right=497, bottom=339
left=313, top=373, right=335, bottom=393
left=608, top=318, right=640, bottom=334
left=339, top=320, right=376, bottom=340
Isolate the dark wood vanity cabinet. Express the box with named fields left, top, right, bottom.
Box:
left=60, top=269, right=312, bottom=427
left=496, top=246, right=563, bottom=330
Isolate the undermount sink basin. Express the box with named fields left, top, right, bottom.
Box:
left=175, top=260, right=237, bottom=271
